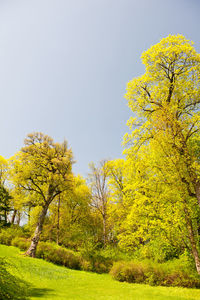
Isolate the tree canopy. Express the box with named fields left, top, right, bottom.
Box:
left=122, top=34, right=200, bottom=273
left=10, top=132, right=74, bottom=256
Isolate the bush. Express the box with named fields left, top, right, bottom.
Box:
left=11, top=237, right=30, bottom=251
left=110, top=261, right=147, bottom=283
left=79, top=259, right=93, bottom=272
left=80, top=248, right=113, bottom=273
left=110, top=259, right=200, bottom=288
left=0, top=225, right=29, bottom=246
left=36, top=242, right=81, bottom=270
left=97, top=246, right=133, bottom=262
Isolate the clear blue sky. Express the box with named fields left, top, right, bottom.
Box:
left=0, top=0, right=199, bottom=176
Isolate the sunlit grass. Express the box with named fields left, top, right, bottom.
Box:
left=1, top=244, right=200, bottom=300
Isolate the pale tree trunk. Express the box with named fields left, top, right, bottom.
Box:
left=102, top=218, right=106, bottom=247
left=16, top=211, right=21, bottom=225
left=102, top=213, right=107, bottom=248
left=188, top=225, right=200, bottom=274
left=184, top=208, right=200, bottom=274
left=25, top=203, right=49, bottom=257
left=28, top=206, right=31, bottom=223
left=11, top=209, right=17, bottom=224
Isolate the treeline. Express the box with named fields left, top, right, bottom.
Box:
left=1, top=34, right=200, bottom=286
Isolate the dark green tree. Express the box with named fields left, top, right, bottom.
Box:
left=0, top=185, right=11, bottom=225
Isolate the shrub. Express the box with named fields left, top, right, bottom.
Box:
left=80, top=248, right=113, bottom=273
left=11, top=237, right=30, bottom=251
left=110, top=261, right=146, bottom=283
left=80, top=259, right=93, bottom=272
left=0, top=229, right=13, bottom=245
left=110, top=260, right=200, bottom=288
left=0, top=225, right=29, bottom=246
left=36, top=242, right=81, bottom=270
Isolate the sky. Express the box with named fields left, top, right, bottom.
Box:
left=0, top=0, right=199, bottom=176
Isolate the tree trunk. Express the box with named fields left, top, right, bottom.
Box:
left=16, top=211, right=21, bottom=225
left=4, top=210, right=7, bottom=224
left=28, top=206, right=31, bottom=223
left=195, top=181, right=200, bottom=208
left=56, top=195, right=61, bottom=245
left=188, top=224, right=200, bottom=274
left=25, top=203, right=49, bottom=257
left=102, top=214, right=107, bottom=248
left=184, top=207, right=200, bottom=274
left=11, top=209, right=17, bottom=224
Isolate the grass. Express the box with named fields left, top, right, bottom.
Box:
left=1, top=245, right=200, bottom=299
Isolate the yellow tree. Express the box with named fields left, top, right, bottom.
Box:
left=106, top=159, right=131, bottom=240
left=125, top=35, right=200, bottom=196
left=43, top=175, right=92, bottom=248
left=124, top=35, right=200, bottom=273
left=119, top=143, right=197, bottom=259
left=0, top=155, right=8, bottom=185
left=10, top=132, right=73, bottom=257
left=0, top=156, right=12, bottom=224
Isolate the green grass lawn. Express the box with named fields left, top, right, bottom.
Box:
left=1, top=244, right=200, bottom=300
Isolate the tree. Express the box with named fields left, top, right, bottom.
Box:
left=124, top=35, right=200, bottom=273
left=107, top=159, right=126, bottom=204
left=124, top=35, right=200, bottom=200
left=89, top=160, right=110, bottom=247
left=0, top=156, right=8, bottom=185
left=118, top=144, right=191, bottom=259
left=9, top=187, right=28, bottom=225
left=0, top=156, right=12, bottom=225
left=106, top=159, right=131, bottom=242
left=10, top=132, right=73, bottom=257
left=0, top=186, right=11, bottom=225
left=42, top=175, right=93, bottom=248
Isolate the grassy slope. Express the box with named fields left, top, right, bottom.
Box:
left=1, top=245, right=200, bottom=300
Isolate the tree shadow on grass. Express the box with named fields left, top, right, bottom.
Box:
left=28, top=287, right=55, bottom=298
left=0, top=258, right=55, bottom=299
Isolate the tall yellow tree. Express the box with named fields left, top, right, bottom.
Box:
left=124, top=35, right=200, bottom=273
left=10, top=132, right=73, bottom=257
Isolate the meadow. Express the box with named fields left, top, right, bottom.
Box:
left=1, top=244, right=200, bottom=300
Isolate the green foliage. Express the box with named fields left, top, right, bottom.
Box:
left=97, top=245, right=134, bottom=262
left=110, top=258, right=200, bottom=288
left=0, top=226, right=114, bottom=274
left=0, top=185, right=12, bottom=224
left=9, top=132, right=74, bottom=256
left=11, top=237, right=30, bottom=250
left=133, top=238, right=183, bottom=263
left=0, top=258, right=29, bottom=299
left=0, top=225, right=29, bottom=246
left=41, top=176, right=94, bottom=250
left=36, top=241, right=113, bottom=273
left=79, top=242, right=118, bottom=273
left=110, top=261, right=146, bottom=283
left=80, top=249, right=113, bottom=273
left=119, top=34, right=200, bottom=274
left=36, top=242, right=81, bottom=270
left=2, top=244, right=200, bottom=300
